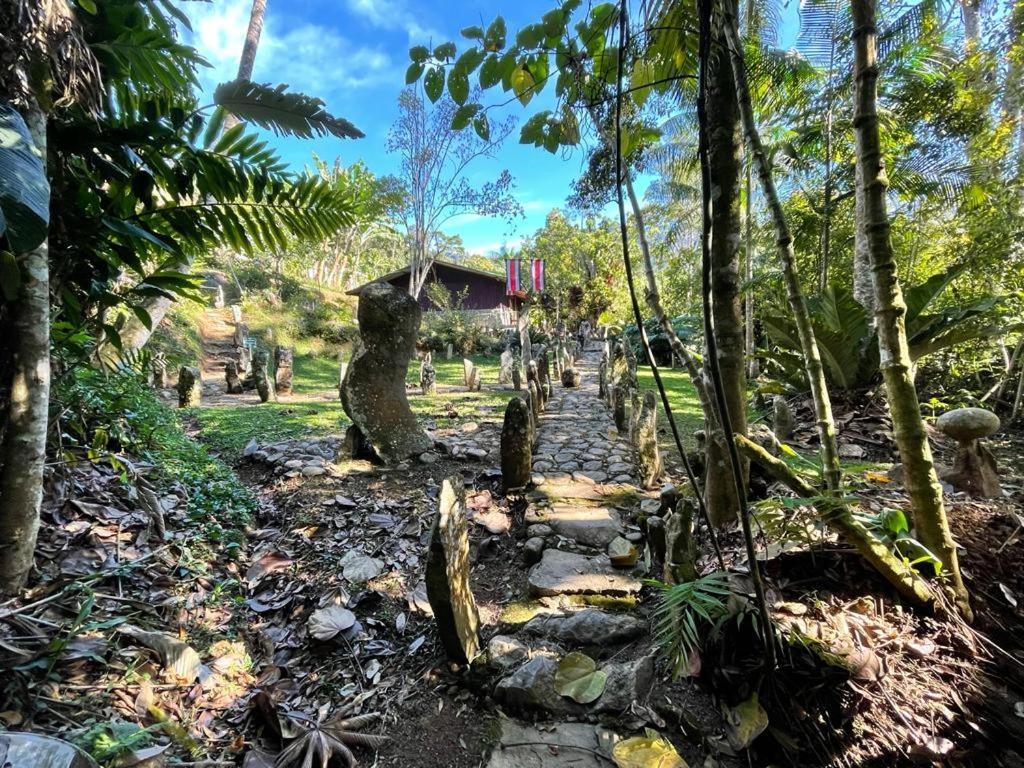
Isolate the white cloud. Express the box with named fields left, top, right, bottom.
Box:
left=183, top=0, right=399, bottom=97
left=344, top=0, right=443, bottom=42
left=467, top=237, right=525, bottom=256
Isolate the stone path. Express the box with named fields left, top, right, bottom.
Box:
left=531, top=346, right=636, bottom=484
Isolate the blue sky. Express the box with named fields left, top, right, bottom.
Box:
left=182, top=0, right=800, bottom=255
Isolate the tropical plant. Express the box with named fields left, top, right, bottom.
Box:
left=647, top=571, right=735, bottom=680
left=762, top=266, right=1009, bottom=390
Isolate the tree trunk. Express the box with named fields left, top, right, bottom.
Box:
left=744, top=160, right=756, bottom=377
left=723, top=9, right=843, bottom=493
left=852, top=161, right=874, bottom=312
left=960, top=0, right=981, bottom=49
left=0, top=105, right=50, bottom=594
left=851, top=0, right=970, bottom=616
left=705, top=1, right=747, bottom=526
left=223, top=0, right=268, bottom=131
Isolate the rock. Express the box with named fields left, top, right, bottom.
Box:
left=473, top=509, right=511, bottom=535
left=425, top=476, right=480, bottom=664
left=665, top=501, right=697, bottom=583
left=499, top=349, right=514, bottom=386
left=561, top=368, right=581, bottom=388
left=225, top=360, right=244, bottom=394
left=526, top=523, right=553, bottom=538
left=635, top=391, right=662, bottom=489
left=612, top=382, right=628, bottom=433
left=608, top=536, right=638, bottom=568
left=339, top=283, right=432, bottom=463
left=177, top=366, right=202, bottom=407
left=592, top=654, right=655, bottom=713
left=838, top=442, right=866, bottom=459
left=242, top=439, right=259, bottom=457
left=274, top=345, right=294, bottom=395
left=301, top=465, right=326, bottom=477
left=526, top=505, right=622, bottom=548
left=645, top=515, right=667, bottom=564
left=488, top=634, right=529, bottom=672
left=419, top=451, right=438, bottom=464
left=340, top=551, right=383, bottom=583
left=420, top=360, right=436, bottom=396
left=523, top=536, right=545, bottom=564
left=494, top=655, right=579, bottom=715
left=486, top=721, right=616, bottom=768
left=773, top=395, right=795, bottom=441
left=527, top=379, right=542, bottom=422
left=528, top=549, right=642, bottom=597
left=0, top=732, right=99, bottom=768
left=512, top=356, right=523, bottom=391
left=522, top=608, right=644, bottom=649
left=253, top=348, right=275, bottom=403
left=463, top=358, right=476, bottom=387
left=501, top=397, right=533, bottom=491
left=936, top=407, right=1001, bottom=441
left=465, top=447, right=489, bottom=461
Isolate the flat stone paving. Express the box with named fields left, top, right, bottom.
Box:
left=531, top=345, right=635, bottom=484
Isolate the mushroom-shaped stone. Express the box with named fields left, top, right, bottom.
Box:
left=936, top=407, right=1000, bottom=442
left=936, top=407, right=1001, bottom=498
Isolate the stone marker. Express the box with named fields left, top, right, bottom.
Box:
left=561, top=367, right=581, bottom=388
left=237, top=345, right=252, bottom=376
left=512, top=356, right=523, bottom=391
left=446, top=342, right=453, bottom=360
left=177, top=366, right=201, bottom=407
left=612, top=382, right=628, bottom=432
left=463, top=358, right=475, bottom=387
left=499, top=349, right=513, bottom=386
left=773, top=395, right=795, bottom=441
left=598, top=355, right=608, bottom=401
left=636, top=391, right=663, bottom=489
left=501, top=397, right=533, bottom=491
left=230, top=304, right=243, bottom=323
left=274, top=345, right=294, bottom=395
left=425, top=476, right=480, bottom=664
left=538, top=349, right=553, bottom=403
left=339, top=283, right=432, bottom=463
left=253, top=348, right=274, bottom=403
left=527, top=379, right=542, bottom=423
left=224, top=360, right=243, bottom=394
left=420, top=359, right=436, bottom=395
left=233, top=321, right=248, bottom=348
left=665, top=500, right=697, bottom=583
left=936, top=407, right=1002, bottom=497
left=151, top=357, right=167, bottom=388
left=337, top=348, right=348, bottom=401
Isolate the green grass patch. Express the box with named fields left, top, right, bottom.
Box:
left=637, top=367, right=703, bottom=451
left=193, top=401, right=349, bottom=456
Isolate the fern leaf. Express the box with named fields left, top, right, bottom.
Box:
left=214, top=80, right=365, bottom=140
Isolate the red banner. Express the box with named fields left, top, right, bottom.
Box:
left=530, top=258, right=545, bottom=292
left=505, top=258, right=520, bottom=295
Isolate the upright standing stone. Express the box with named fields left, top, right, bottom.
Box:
left=237, top=345, right=252, bottom=376
left=773, top=396, right=795, bottom=441
left=425, top=476, right=480, bottom=664
left=177, top=366, right=202, bottom=407
left=463, top=358, right=475, bottom=387
left=420, top=360, right=436, bottom=395
left=253, top=348, right=274, bottom=403
left=337, top=348, right=348, bottom=401
left=151, top=357, right=167, bottom=389
left=518, top=309, right=532, bottom=366
left=636, top=391, right=662, bottom=490
left=233, top=322, right=248, bottom=349
left=340, top=283, right=432, bottom=463
left=936, top=407, right=1002, bottom=498
left=665, top=501, right=697, bottom=583
left=561, top=367, right=581, bottom=388
left=527, top=379, right=542, bottom=422
left=612, top=382, right=628, bottom=433
left=446, top=342, right=454, bottom=360
left=598, top=355, right=608, bottom=401
left=213, top=284, right=225, bottom=308
left=538, top=349, right=553, bottom=405
left=512, top=356, right=523, bottom=391
left=499, top=349, right=514, bottom=386
left=274, top=345, right=294, bottom=395
left=230, top=304, right=243, bottom=324
left=501, top=398, right=533, bottom=491
left=225, top=361, right=243, bottom=394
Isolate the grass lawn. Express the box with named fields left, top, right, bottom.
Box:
left=637, top=367, right=704, bottom=453
left=193, top=352, right=511, bottom=457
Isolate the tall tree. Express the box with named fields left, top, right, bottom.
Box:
left=224, top=0, right=268, bottom=131
left=387, top=88, right=520, bottom=298
left=850, top=0, right=970, bottom=615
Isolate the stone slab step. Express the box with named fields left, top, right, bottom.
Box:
left=527, top=549, right=641, bottom=597
left=525, top=505, right=622, bottom=548
left=486, top=721, right=618, bottom=768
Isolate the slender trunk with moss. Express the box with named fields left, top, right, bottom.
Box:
left=705, top=1, right=747, bottom=526
left=723, top=9, right=843, bottom=493
left=744, top=160, right=757, bottom=377
left=0, top=106, right=50, bottom=594
left=851, top=0, right=970, bottom=616
left=852, top=161, right=874, bottom=312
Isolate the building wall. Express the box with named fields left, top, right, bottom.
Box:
left=385, top=263, right=519, bottom=312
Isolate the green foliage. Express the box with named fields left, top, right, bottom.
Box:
left=56, top=368, right=256, bottom=548
left=625, top=315, right=700, bottom=365
left=762, top=269, right=1010, bottom=390
left=647, top=572, right=735, bottom=680
left=0, top=103, right=49, bottom=254
left=77, top=720, right=161, bottom=764
left=420, top=286, right=507, bottom=355
left=213, top=81, right=364, bottom=139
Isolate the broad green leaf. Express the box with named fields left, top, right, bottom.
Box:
left=590, top=2, right=618, bottom=31
left=452, top=104, right=481, bottom=130
left=479, top=55, right=502, bottom=88
left=0, top=104, right=50, bottom=253
left=554, top=652, right=607, bottom=704
left=433, top=41, right=457, bottom=60
left=516, top=24, right=545, bottom=48
left=472, top=114, right=490, bottom=141
left=612, top=729, right=687, bottom=768
left=542, top=8, right=567, bottom=37
left=409, top=45, right=430, bottom=62
left=724, top=693, right=768, bottom=750
left=484, top=16, right=507, bottom=51
left=510, top=67, right=535, bottom=105
left=455, top=48, right=485, bottom=74
left=213, top=80, right=363, bottom=139
left=461, top=25, right=485, bottom=40
left=406, top=62, right=424, bottom=84
left=424, top=67, right=444, bottom=102
left=102, top=217, right=176, bottom=254
left=449, top=68, right=470, bottom=104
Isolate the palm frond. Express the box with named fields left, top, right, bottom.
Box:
left=214, top=80, right=365, bottom=140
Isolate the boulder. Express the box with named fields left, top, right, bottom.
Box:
left=592, top=654, right=655, bottom=713
left=177, top=366, right=202, bottom=407
left=936, top=407, right=1000, bottom=442
left=488, top=634, right=529, bottom=672
left=425, top=476, right=480, bottom=664
left=501, top=397, right=533, bottom=491
left=493, top=655, right=580, bottom=715
left=561, top=368, right=581, bottom=388
left=339, top=283, right=431, bottom=463
left=522, top=608, right=644, bottom=649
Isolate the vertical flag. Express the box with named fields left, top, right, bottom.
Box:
left=505, top=258, right=520, bottom=295
left=531, top=258, right=545, bottom=292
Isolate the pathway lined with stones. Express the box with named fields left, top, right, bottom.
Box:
left=531, top=346, right=636, bottom=485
